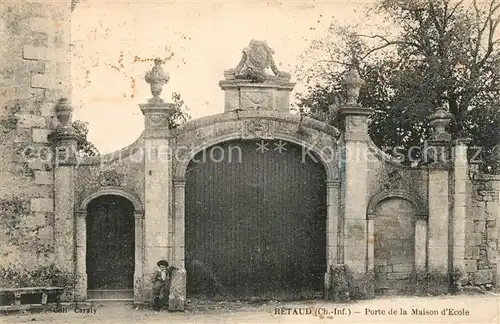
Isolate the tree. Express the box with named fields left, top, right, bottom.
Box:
left=72, top=120, right=99, bottom=157
left=169, top=92, right=191, bottom=129
left=295, top=0, right=500, bottom=173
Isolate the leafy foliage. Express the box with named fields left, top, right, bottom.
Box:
left=72, top=120, right=99, bottom=157
left=169, top=92, right=191, bottom=129
left=296, top=0, right=500, bottom=173
left=0, top=263, right=74, bottom=289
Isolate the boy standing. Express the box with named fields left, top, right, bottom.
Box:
left=152, top=259, right=174, bottom=313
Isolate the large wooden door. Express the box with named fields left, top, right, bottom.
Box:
left=185, top=139, right=327, bottom=300
left=86, top=195, right=135, bottom=291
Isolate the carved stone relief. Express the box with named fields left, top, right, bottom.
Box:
left=97, top=169, right=124, bottom=187
left=241, top=119, right=274, bottom=139
left=240, top=92, right=273, bottom=110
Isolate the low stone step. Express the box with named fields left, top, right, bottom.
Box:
left=87, top=289, right=133, bottom=300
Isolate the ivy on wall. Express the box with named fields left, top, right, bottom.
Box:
left=0, top=103, right=20, bottom=132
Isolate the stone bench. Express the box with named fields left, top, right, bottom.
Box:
left=0, top=286, right=64, bottom=311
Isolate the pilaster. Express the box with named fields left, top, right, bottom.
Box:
left=338, top=68, right=373, bottom=298
left=415, top=215, right=428, bottom=271
left=130, top=211, right=144, bottom=302
left=172, top=179, right=186, bottom=269
left=140, top=59, right=175, bottom=301
left=425, top=108, right=452, bottom=289
left=452, top=138, right=471, bottom=283
left=48, top=99, right=78, bottom=301
left=74, top=210, right=87, bottom=301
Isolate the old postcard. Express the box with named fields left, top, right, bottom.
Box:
left=0, top=0, right=499, bottom=323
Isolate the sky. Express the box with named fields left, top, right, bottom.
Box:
left=71, top=0, right=378, bottom=153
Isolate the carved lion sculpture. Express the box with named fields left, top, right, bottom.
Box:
left=226, top=40, right=291, bottom=82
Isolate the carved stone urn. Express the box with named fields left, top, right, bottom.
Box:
left=145, top=58, right=170, bottom=105
left=429, top=108, right=452, bottom=140
left=342, top=68, right=365, bottom=105
left=54, top=98, right=73, bottom=128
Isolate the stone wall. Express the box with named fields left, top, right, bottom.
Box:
left=464, top=173, right=499, bottom=290
left=0, top=0, right=71, bottom=281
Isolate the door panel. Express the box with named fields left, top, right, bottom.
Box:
left=185, top=139, right=327, bottom=300
left=86, top=195, right=135, bottom=290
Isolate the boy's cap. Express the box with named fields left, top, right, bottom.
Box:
left=157, top=260, right=169, bottom=267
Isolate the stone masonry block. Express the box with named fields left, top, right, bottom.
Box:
left=392, top=264, right=414, bottom=273
left=487, top=227, right=498, bottom=239
left=29, top=17, right=62, bottom=35
left=40, top=102, right=55, bottom=117
left=38, top=225, right=53, bottom=240
left=486, top=202, right=498, bottom=219
left=31, top=74, right=61, bottom=89
left=23, top=45, right=65, bottom=62
left=34, top=170, right=52, bottom=185
left=44, top=88, right=67, bottom=101
left=21, top=212, right=46, bottom=228
left=28, top=159, right=50, bottom=171
left=387, top=272, right=409, bottom=280
left=169, top=267, right=186, bottom=311
left=32, top=185, right=53, bottom=199
left=32, top=128, right=49, bottom=143
left=30, top=198, right=53, bottom=212
left=16, top=114, right=46, bottom=128
left=31, top=62, right=63, bottom=89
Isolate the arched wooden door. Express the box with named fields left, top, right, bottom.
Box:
left=86, top=195, right=135, bottom=299
left=185, top=139, right=327, bottom=300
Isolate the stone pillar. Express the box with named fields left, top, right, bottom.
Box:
left=48, top=98, right=78, bottom=301
left=169, top=179, right=186, bottom=311
left=324, top=180, right=340, bottom=295
left=134, top=211, right=145, bottom=301
left=338, top=68, right=373, bottom=298
left=326, top=180, right=340, bottom=266
left=415, top=216, right=428, bottom=271
left=173, top=179, right=186, bottom=269
left=140, top=59, right=175, bottom=301
left=74, top=211, right=87, bottom=301
left=367, top=218, right=375, bottom=274
left=452, top=138, right=471, bottom=283
left=424, top=108, right=452, bottom=290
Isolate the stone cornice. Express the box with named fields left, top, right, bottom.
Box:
left=219, top=80, right=296, bottom=91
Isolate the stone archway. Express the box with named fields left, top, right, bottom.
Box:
left=366, top=190, right=428, bottom=295
left=74, top=187, right=144, bottom=301
left=167, top=111, right=342, bottom=300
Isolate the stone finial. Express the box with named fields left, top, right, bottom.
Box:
left=145, top=58, right=170, bottom=105
left=54, top=98, right=74, bottom=129
left=342, top=68, right=365, bottom=105
left=48, top=98, right=78, bottom=164
left=224, top=40, right=291, bottom=82
left=428, top=107, right=452, bottom=141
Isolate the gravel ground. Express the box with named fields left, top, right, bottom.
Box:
left=0, top=294, right=498, bottom=324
